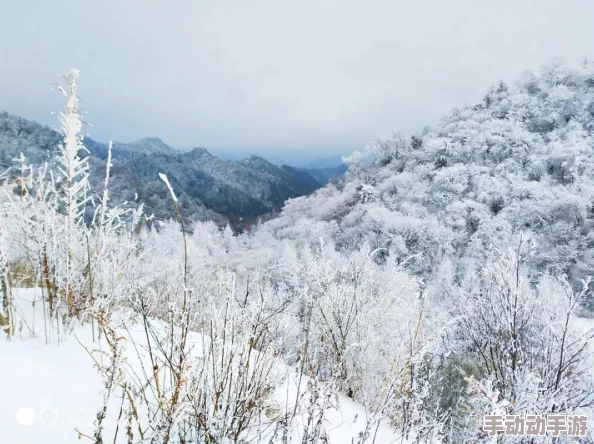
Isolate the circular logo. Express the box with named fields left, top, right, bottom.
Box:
left=39, top=407, right=59, bottom=426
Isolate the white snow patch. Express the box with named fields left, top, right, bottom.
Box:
left=0, top=288, right=413, bottom=443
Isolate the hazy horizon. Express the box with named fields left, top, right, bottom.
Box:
left=2, top=0, right=594, bottom=160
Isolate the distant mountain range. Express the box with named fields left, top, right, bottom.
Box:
left=0, top=112, right=347, bottom=230
left=204, top=148, right=348, bottom=169
left=299, top=155, right=346, bottom=169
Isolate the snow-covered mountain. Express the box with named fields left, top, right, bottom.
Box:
left=4, top=60, right=594, bottom=444
left=0, top=113, right=326, bottom=228
left=254, top=60, right=594, bottom=305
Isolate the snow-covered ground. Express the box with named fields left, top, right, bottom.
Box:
left=6, top=287, right=593, bottom=443
left=1, top=288, right=412, bottom=443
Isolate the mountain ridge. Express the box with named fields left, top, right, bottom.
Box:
left=0, top=111, right=339, bottom=229
left=253, top=60, right=594, bottom=303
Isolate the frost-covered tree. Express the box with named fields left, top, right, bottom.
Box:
left=53, top=69, right=92, bottom=317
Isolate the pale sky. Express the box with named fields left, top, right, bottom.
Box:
left=1, top=0, right=593, bottom=160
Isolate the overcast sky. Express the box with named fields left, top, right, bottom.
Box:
left=1, top=0, right=594, bottom=160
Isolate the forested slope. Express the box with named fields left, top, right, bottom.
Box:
left=0, top=113, right=324, bottom=228
left=253, top=60, right=594, bottom=305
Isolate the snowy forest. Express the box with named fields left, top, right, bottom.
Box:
left=2, top=60, right=594, bottom=443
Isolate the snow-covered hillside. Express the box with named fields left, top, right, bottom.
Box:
left=255, top=60, right=594, bottom=295
left=4, top=63, right=594, bottom=444
left=1, top=289, right=412, bottom=444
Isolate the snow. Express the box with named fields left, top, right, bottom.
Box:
left=0, top=292, right=103, bottom=443
left=1, top=288, right=412, bottom=443
left=159, top=172, right=178, bottom=203
left=571, top=314, right=594, bottom=369
left=5, top=59, right=594, bottom=444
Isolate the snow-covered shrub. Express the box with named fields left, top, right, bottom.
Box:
left=440, top=236, right=594, bottom=442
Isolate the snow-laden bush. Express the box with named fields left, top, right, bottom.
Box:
left=439, top=235, right=594, bottom=442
